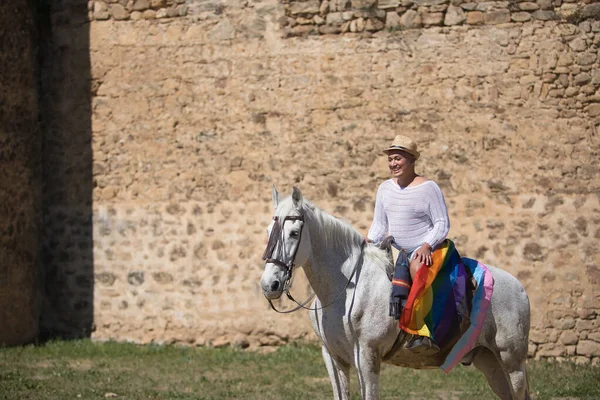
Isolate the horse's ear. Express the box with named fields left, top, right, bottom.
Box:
left=272, top=185, right=280, bottom=209
left=291, top=186, right=303, bottom=210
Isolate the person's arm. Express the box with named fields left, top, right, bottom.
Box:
left=413, top=182, right=450, bottom=266
left=422, top=182, right=450, bottom=249
left=367, top=185, right=388, bottom=243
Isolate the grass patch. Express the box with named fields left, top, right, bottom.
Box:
left=0, top=340, right=599, bottom=399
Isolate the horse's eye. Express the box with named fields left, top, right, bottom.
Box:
left=290, top=231, right=299, bottom=238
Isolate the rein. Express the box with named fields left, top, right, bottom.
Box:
left=262, top=212, right=366, bottom=314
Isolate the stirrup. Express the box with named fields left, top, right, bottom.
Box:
left=405, top=335, right=440, bottom=355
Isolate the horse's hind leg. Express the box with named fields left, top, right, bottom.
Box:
left=322, top=345, right=350, bottom=400
left=473, top=347, right=530, bottom=400
left=499, top=348, right=530, bottom=400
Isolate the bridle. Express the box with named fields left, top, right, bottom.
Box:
left=261, top=213, right=305, bottom=288
left=262, top=210, right=366, bottom=314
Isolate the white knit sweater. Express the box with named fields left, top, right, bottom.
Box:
left=367, top=179, right=450, bottom=252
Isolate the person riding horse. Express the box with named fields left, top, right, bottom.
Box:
left=366, top=134, right=450, bottom=354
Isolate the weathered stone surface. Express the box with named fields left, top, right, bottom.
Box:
left=132, top=0, right=150, bottom=11
left=422, top=12, right=444, bottom=25
left=519, top=2, right=539, bottom=11
left=109, top=3, right=130, bottom=20
left=578, top=53, right=597, bottom=66
left=587, top=104, right=600, bottom=117
left=386, top=11, right=402, bottom=29
left=445, top=5, right=466, bottom=25
left=511, top=12, right=531, bottom=22
left=532, top=10, right=555, bottom=20
left=378, top=0, right=400, bottom=9
left=484, top=9, right=510, bottom=24
left=289, top=1, right=320, bottom=15
left=326, top=12, right=343, bottom=25
left=466, top=10, right=483, bottom=24
left=577, top=340, right=600, bottom=357
left=415, top=0, right=447, bottom=5
left=568, top=38, right=588, bottom=52
left=574, top=72, right=591, bottom=86
left=207, top=19, right=236, bottom=40
left=560, top=331, right=579, bottom=345
left=581, top=4, right=600, bottom=20
left=536, top=0, right=553, bottom=10
left=31, top=0, right=600, bottom=356
left=400, top=9, right=422, bottom=28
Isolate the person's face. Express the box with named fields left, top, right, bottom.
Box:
left=387, top=150, right=414, bottom=178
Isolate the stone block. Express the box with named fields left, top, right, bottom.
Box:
left=422, top=12, right=444, bottom=25
left=400, top=10, right=422, bottom=28
left=568, top=38, right=588, bottom=52
left=484, top=9, right=510, bottom=25
left=587, top=104, right=600, bottom=117
left=352, top=0, right=377, bottom=8
left=207, top=19, right=235, bottom=41
left=576, top=319, right=596, bottom=331
left=132, top=0, right=150, bottom=11
left=537, top=343, right=567, bottom=357
left=519, top=2, right=539, bottom=10
left=512, top=12, right=531, bottom=22
left=461, top=2, right=477, bottom=10
left=445, top=5, right=466, bottom=25
left=289, top=1, right=320, bottom=15
left=537, top=0, right=553, bottom=9
left=581, top=4, right=600, bottom=20
left=415, top=0, right=447, bottom=5
left=560, top=331, right=579, bottom=345
left=318, top=25, right=341, bottom=34
left=532, top=10, right=556, bottom=20
left=574, top=72, right=591, bottom=86
left=578, top=53, right=597, bottom=66
left=326, top=12, right=343, bottom=25
left=386, top=11, right=401, bottom=29
left=577, top=340, right=600, bottom=357
left=378, top=0, right=401, bottom=9
left=565, top=87, right=579, bottom=97
left=466, top=10, right=483, bottom=24
left=109, top=3, right=130, bottom=19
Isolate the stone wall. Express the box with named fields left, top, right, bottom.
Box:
left=39, top=0, right=600, bottom=361
left=0, top=0, right=42, bottom=345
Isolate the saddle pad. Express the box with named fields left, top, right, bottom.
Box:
left=398, top=240, right=494, bottom=372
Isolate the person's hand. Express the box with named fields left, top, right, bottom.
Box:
left=414, top=243, right=433, bottom=266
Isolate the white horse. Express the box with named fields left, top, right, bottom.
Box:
left=260, top=187, right=531, bottom=400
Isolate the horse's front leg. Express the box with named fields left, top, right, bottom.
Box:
left=322, top=345, right=351, bottom=400
left=354, top=345, right=381, bottom=400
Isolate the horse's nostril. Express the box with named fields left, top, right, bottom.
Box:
left=270, top=281, right=280, bottom=292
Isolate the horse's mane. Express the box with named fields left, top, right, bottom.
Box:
left=276, top=198, right=393, bottom=274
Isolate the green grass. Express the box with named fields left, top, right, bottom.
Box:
left=0, top=340, right=599, bottom=399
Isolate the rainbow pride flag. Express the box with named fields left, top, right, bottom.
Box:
left=399, top=240, right=494, bottom=373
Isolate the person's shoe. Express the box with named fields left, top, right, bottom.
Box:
left=405, top=335, right=440, bottom=355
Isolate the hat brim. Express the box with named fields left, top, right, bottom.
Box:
left=383, top=146, right=420, bottom=160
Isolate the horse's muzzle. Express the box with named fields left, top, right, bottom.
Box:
left=261, top=278, right=284, bottom=300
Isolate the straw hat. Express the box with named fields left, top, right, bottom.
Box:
left=382, top=135, right=420, bottom=160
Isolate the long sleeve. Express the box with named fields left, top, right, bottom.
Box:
left=422, top=182, right=450, bottom=249
left=367, top=184, right=388, bottom=243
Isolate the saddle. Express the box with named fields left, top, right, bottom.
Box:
left=380, top=239, right=493, bottom=372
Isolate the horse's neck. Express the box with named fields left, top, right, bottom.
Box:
left=302, top=219, right=363, bottom=305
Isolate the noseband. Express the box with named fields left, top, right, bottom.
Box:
left=261, top=213, right=304, bottom=289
